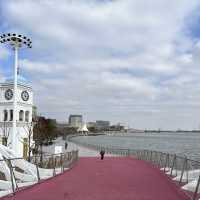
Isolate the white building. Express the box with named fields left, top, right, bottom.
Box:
left=0, top=75, right=33, bottom=157
left=77, top=123, right=89, bottom=135
left=68, top=115, right=82, bottom=128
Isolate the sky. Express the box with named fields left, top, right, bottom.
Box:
left=1, top=0, right=200, bottom=129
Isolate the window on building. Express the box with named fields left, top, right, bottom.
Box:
left=25, top=111, right=29, bottom=122
left=19, top=110, right=24, bottom=121
left=3, top=110, right=8, bottom=121
left=10, top=110, right=13, bottom=121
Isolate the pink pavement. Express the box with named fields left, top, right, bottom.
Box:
left=2, top=157, right=189, bottom=200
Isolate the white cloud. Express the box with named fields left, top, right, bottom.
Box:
left=1, top=0, right=200, bottom=129
left=0, top=46, right=9, bottom=59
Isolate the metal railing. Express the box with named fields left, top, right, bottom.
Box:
left=30, top=150, right=78, bottom=170
left=0, top=150, right=78, bottom=197
left=68, top=138, right=200, bottom=200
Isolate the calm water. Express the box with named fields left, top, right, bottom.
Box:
left=72, top=132, right=200, bottom=161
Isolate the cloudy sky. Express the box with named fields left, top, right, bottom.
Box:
left=1, top=0, right=200, bottom=129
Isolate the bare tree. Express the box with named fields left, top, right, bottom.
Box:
left=23, top=122, right=34, bottom=161
left=33, top=116, right=47, bottom=163
left=0, top=121, right=11, bottom=146
left=33, top=116, right=57, bottom=163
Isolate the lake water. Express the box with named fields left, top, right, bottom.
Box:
left=72, top=132, right=200, bottom=161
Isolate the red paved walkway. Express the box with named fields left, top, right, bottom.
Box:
left=2, top=157, right=189, bottom=200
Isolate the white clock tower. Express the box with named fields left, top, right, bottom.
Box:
left=0, top=75, right=33, bottom=157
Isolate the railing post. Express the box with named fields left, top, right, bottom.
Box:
left=154, top=151, right=157, bottom=165
left=157, top=152, right=161, bottom=166
left=142, top=150, right=145, bottom=160
left=193, top=175, right=200, bottom=200
left=60, top=153, right=64, bottom=173
left=40, top=151, right=43, bottom=166
left=146, top=150, right=149, bottom=161
left=36, top=163, right=40, bottom=182
left=164, top=153, right=169, bottom=173
left=155, top=151, right=158, bottom=164
left=159, top=152, right=164, bottom=168
left=150, top=151, right=153, bottom=162
left=69, top=152, right=72, bottom=164
left=148, top=151, right=151, bottom=161
left=139, top=150, right=141, bottom=159
left=149, top=151, right=151, bottom=162
left=153, top=151, right=155, bottom=164
left=67, top=152, right=69, bottom=166
left=140, top=150, right=142, bottom=160
left=186, top=159, right=189, bottom=183
left=144, top=150, right=147, bottom=160
left=170, top=154, right=176, bottom=176
left=53, top=155, right=56, bottom=176
left=76, top=150, right=78, bottom=161
left=145, top=150, right=148, bottom=160
left=179, top=156, right=187, bottom=184
left=136, top=150, right=138, bottom=159
left=139, top=151, right=141, bottom=160
left=7, top=159, right=16, bottom=195
left=151, top=151, right=154, bottom=163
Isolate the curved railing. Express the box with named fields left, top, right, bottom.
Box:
left=68, top=137, right=200, bottom=200
left=0, top=150, right=79, bottom=198
left=30, top=150, right=79, bottom=170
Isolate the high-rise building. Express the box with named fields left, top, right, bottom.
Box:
left=69, top=115, right=82, bottom=128
left=96, top=120, right=110, bottom=130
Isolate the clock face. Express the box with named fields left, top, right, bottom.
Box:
left=21, top=91, right=29, bottom=101
left=5, top=89, right=13, bottom=100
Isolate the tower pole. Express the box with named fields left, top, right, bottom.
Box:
left=12, top=45, right=18, bottom=152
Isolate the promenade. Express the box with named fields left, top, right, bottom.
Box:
left=42, top=137, right=115, bottom=157
left=2, top=157, right=188, bottom=200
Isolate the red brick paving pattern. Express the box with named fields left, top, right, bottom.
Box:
left=2, top=157, right=189, bottom=200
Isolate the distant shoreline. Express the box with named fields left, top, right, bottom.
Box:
left=144, top=130, right=200, bottom=133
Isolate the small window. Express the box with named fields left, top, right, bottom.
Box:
left=10, top=110, right=13, bottom=121
left=19, top=110, right=24, bottom=121
left=3, top=110, right=8, bottom=121
left=25, top=111, right=29, bottom=122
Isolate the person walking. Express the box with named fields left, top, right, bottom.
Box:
left=100, top=149, right=105, bottom=160
left=65, top=142, right=68, bottom=150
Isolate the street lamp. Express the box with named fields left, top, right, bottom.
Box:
left=0, top=33, right=32, bottom=152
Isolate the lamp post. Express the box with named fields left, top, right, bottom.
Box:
left=0, top=33, right=32, bottom=153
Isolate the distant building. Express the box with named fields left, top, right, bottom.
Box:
left=69, top=115, right=82, bottom=128
left=77, top=123, right=89, bottom=135
left=87, top=122, right=96, bottom=128
left=109, top=124, right=125, bottom=131
left=96, top=120, right=110, bottom=130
